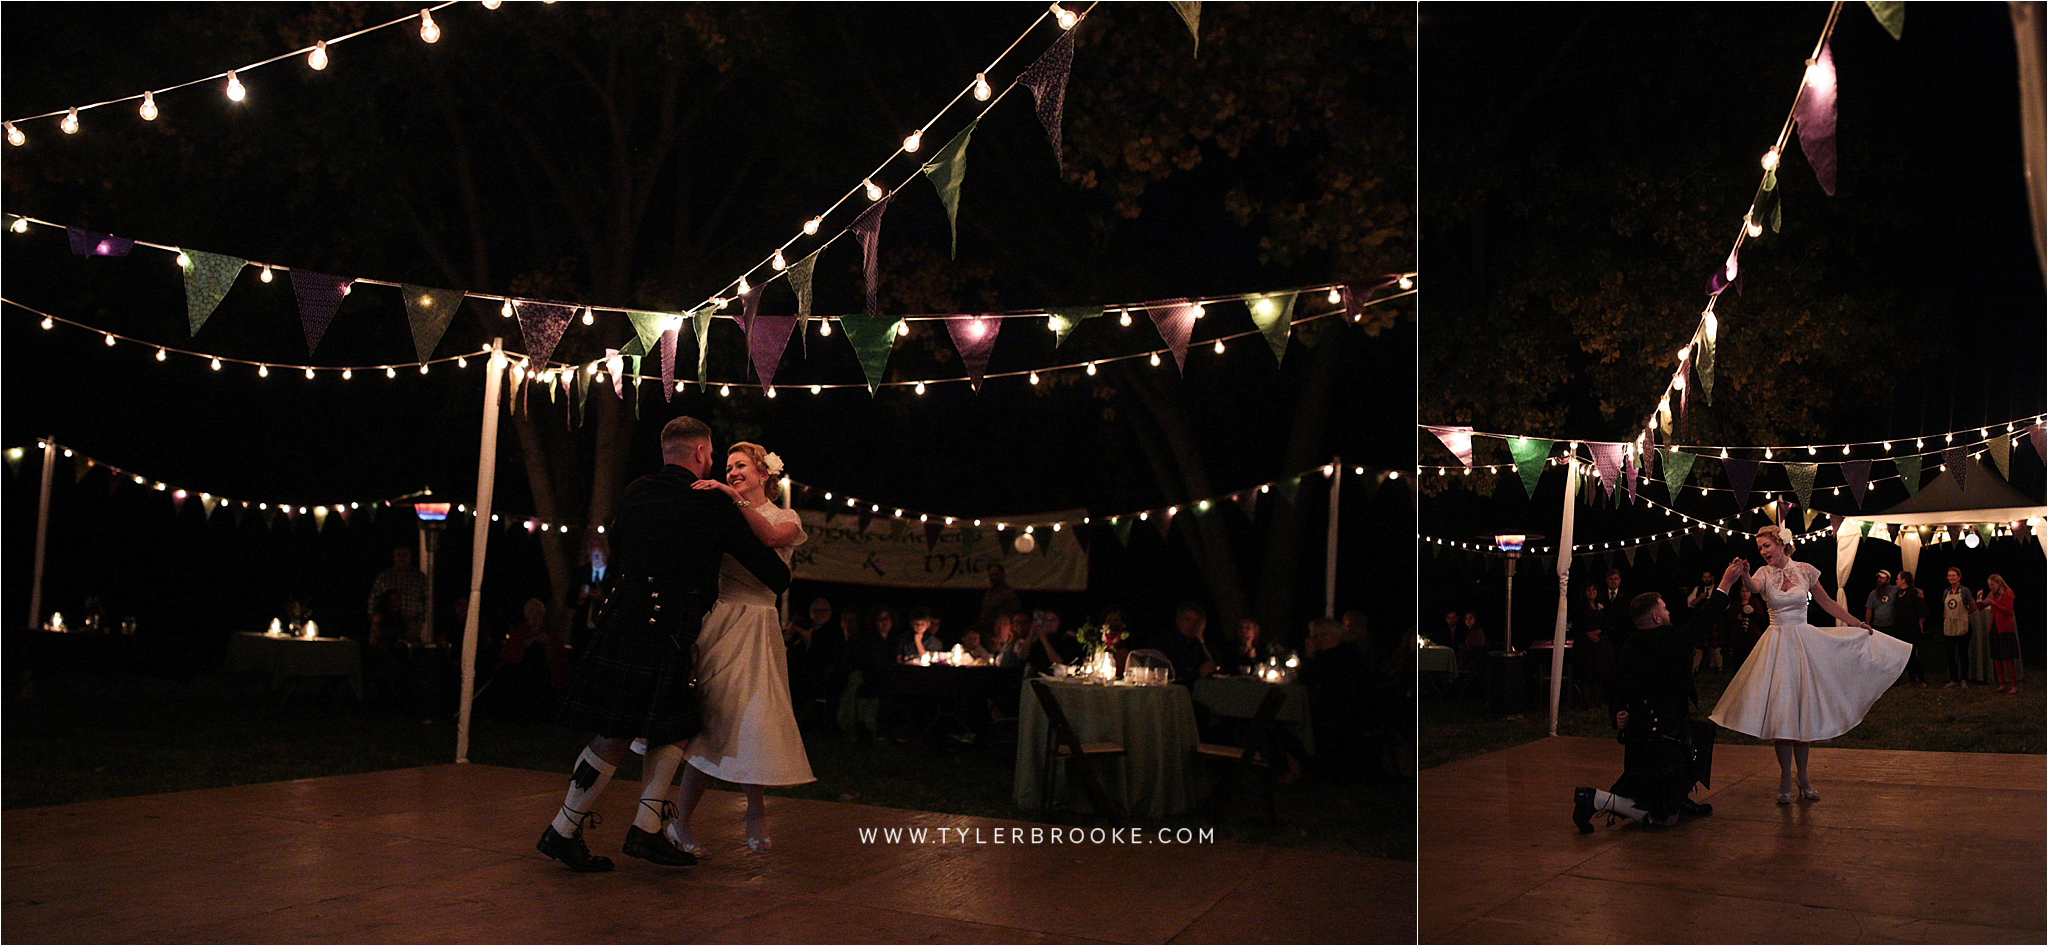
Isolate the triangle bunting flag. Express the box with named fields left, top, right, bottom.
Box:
left=1896, top=453, right=1922, bottom=497
left=852, top=192, right=894, bottom=314
left=748, top=314, right=798, bottom=392
left=921, top=121, right=977, bottom=258
left=945, top=315, right=1002, bottom=392
left=1842, top=459, right=1871, bottom=508
left=1426, top=426, right=1475, bottom=470
left=1509, top=437, right=1551, bottom=498
left=1242, top=291, right=1297, bottom=364
left=1047, top=305, right=1103, bottom=349
left=1784, top=462, right=1819, bottom=511
left=1146, top=299, right=1201, bottom=373
left=839, top=314, right=904, bottom=394
left=513, top=301, right=574, bottom=370
left=1792, top=41, right=1839, bottom=196
left=402, top=285, right=463, bottom=363
left=182, top=251, right=244, bottom=336
left=1017, top=29, right=1077, bottom=166
left=290, top=270, right=353, bottom=355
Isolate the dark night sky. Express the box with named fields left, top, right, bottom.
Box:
left=2, top=4, right=1409, bottom=647
left=1418, top=4, right=2045, bottom=647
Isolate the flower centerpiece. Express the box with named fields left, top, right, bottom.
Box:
left=1073, top=621, right=1125, bottom=681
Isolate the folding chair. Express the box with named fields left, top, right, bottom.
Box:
left=1195, top=686, right=1287, bottom=828
left=1029, top=680, right=1128, bottom=825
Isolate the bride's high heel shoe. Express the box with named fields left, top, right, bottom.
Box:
left=1799, top=785, right=1820, bottom=802
left=743, top=812, right=773, bottom=853
left=663, top=822, right=708, bottom=859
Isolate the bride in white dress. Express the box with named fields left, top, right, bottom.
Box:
left=667, top=441, right=814, bottom=854
left=1709, top=524, right=1910, bottom=803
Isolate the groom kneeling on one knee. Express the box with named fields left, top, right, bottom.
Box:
left=1574, top=557, right=1749, bottom=833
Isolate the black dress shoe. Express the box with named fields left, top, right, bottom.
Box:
left=623, top=825, right=698, bottom=866
left=537, top=826, right=614, bottom=872
left=1678, top=797, right=1713, bottom=818
left=1572, top=787, right=1596, bottom=834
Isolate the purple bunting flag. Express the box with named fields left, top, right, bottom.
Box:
left=1793, top=42, right=1839, bottom=196
left=67, top=227, right=134, bottom=257
left=1425, top=426, right=1474, bottom=470
left=1017, top=29, right=1077, bottom=166
left=513, top=301, right=575, bottom=370
left=748, top=314, right=798, bottom=393
left=851, top=192, right=894, bottom=314
left=945, top=315, right=1003, bottom=392
left=1146, top=299, right=1201, bottom=373
left=1155, top=505, right=1177, bottom=540
left=1842, top=458, right=1871, bottom=508
left=290, top=270, right=353, bottom=355
left=1588, top=442, right=1626, bottom=493
left=1942, top=446, right=1968, bottom=491
left=606, top=349, right=625, bottom=399
left=1235, top=488, right=1258, bottom=521
left=1722, top=457, right=1759, bottom=510
left=738, top=282, right=766, bottom=338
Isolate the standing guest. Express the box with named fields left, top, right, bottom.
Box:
left=1723, top=585, right=1768, bottom=668
left=1157, top=602, right=1218, bottom=685
left=367, top=547, right=429, bottom=647
left=1892, top=571, right=1928, bottom=687
left=1597, top=569, right=1631, bottom=651
left=1939, top=568, right=1975, bottom=689
left=1219, top=618, right=1272, bottom=675
left=570, top=542, right=609, bottom=653
left=974, top=564, right=1024, bottom=637
left=1303, top=617, right=1368, bottom=773
left=1980, top=574, right=2020, bottom=695
left=1455, top=611, right=1490, bottom=674
left=1864, top=568, right=1898, bottom=655
left=1574, top=585, right=1614, bottom=704
left=1686, top=570, right=1723, bottom=673
left=785, top=597, right=842, bottom=717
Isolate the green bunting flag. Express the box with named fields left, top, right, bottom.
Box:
left=1658, top=447, right=1696, bottom=501
left=1047, top=305, right=1104, bottom=348
left=838, top=313, right=904, bottom=394
left=182, top=251, right=244, bottom=336
left=1864, top=1, right=1904, bottom=40
left=788, top=251, right=819, bottom=351
left=1241, top=291, right=1297, bottom=364
left=1989, top=433, right=2013, bottom=480
left=626, top=311, right=668, bottom=358
left=4, top=449, right=19, bottom=477
left=694, top=311, right=714, bottom=391
left=401, top=286, right=464, bottom=363
left=1111, top=517, right=1133, bottom=547
left=921, top=121, right=978, bottom=259
left=1170, top=1, right=1201, bottom=55
left=1275, top=476, right=1301, bottom=505
left=1508, top=437, right=1552, bottom=498
left=1785, top=462, right=1819, bottom=511
left=1896, top=454, right=1923, bottom=497
left=627, top=355, right=643, bottom=418
left=1697, top=332, right=1715, bottom=403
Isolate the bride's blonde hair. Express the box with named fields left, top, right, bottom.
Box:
left=1755, top=523, right=1795, bottom=550
left=727, top=441, right=783, bottom=501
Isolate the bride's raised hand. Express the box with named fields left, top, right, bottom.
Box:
left=692, top=479, right=742, bottom=502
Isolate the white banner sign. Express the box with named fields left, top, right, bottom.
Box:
left=792, top=509, right=1089, bottom=591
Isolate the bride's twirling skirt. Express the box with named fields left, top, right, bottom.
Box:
left=1709, top=622, right=1912, bottom=742
left=687, top=600, right=816, bottom=786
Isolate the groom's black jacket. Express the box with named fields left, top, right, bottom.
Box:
left=1606, top=588, right=1724, bottom=815
left=558, top=464, right=791, bottom=744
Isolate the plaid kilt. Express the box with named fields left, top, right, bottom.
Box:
left=557, top=578, right=711, bottom=746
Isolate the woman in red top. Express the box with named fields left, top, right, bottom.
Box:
left=1979, top=574, right=2020, bottom=694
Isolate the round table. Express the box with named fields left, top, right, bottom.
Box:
left=1013, top=677, right=1201, bottom=819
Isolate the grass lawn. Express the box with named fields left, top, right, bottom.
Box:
left=1421, top=661, right=2047, bottom=770
left=3, top=666, right=1413, bottom=862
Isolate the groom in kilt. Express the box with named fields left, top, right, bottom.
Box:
left=1572, top=557, right=1748, bottom=832
left=536, top=416, right=792, bottom=871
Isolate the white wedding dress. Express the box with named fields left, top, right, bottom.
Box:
left=687, top=503, right=815, bottom=786
left=1709, top=561, right=1911, bottom=742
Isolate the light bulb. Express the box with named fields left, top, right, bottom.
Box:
left=1191, top=303, right=1206, bottom=319
left=103, top=333, right=116, bottom=347
left=1762, top=147, right=1781, bottom=171
left=738, top=276, right=751, bottom=294
left=1945, top=433, right=1954, bottom=444
left=1882, top=441, right=1891, bottom=451
left=765, top=386, right=777, bottom=398
left=902, top=130, right=922, bottom=153
left=258, top=364, right=270, bottom=378
left=1085, top=362, right=1097, bottom=376
left=896, top=321, right=909, bottom=337
left=1842, top=445, right=1851, bottom=455
left=139, top=92, right=159, bottom=121
left=1118, top=309, right=1132, bottom=327
left=501, top=300, right=513, bottom=318
left=260, top=265, right=273, bottom=283
left=819, top=319, right=832, bottom=337
left=211, top=357, right=222, bottom=371
left=226, top=71, right=246, bottom=102
left=720, top=384, right=731, bottom=397
left=10, top=217, right=27, bottom=234
left=1150, top=352, right=1162, bottom=367
left=1052, top=3, right=1079, bottom=29
left=914, top=381, right=926, bottom=395
left=5, top=121, right=22, bottom=146
left=973, top=73, right=992, bottom=101
left=419, top=9, right=441, bottom=43
left=457, top=356, right=467, bottom=368
left=772, top=249, right=786, bottom=271
left=305, top=367, right=316, bottom=379
left=39, top=316, right=52, bottom=330
left=1398, top=274, right=1414, bottom=290
left=177, top=251, right=192, bottom=269
left=804, top=216, right=821, bottom=235
left=1327, top=287, right=1341, bottom=304
left=483, top=0, right=501, bottom=8
left=1763, top=448, right=1773, bottom=459
left=61, top=108, right=80, bottom=134
left=1702, top=311, right=1718, bottom=341
left=1030, top=371, right=1041, bottom=385
left=1744, top=214, right=1762, bottom=237
left=1916, top=438, right=1925, bottom=449
left=1673, top=373, right=1686, bottom=392
left=1724, top=252, right=1739, bottom=282
left=309, top=40, right=329, bottom=70
left=864, top=179, right=883, bottom=201
left=580, top=308, right=594, bottom=326
left=342, top=368, right=352, bottom=380
left=419, top=363, right=430, bottom=375
left=811, top=384, right=822, bottom=394
left=1213, top=339, right=1225, bottom=355
left=386, top=366, right=397, bottom=379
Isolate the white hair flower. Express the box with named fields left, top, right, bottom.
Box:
left=761, top=451, right=785, bottom=477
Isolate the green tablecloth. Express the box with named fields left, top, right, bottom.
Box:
left=1192, top=676, right=1314, bottom=754
left=1416, top=644, right=1457, bottom=676
left=226, top=632, right=362, bottom=698
left=1014, top=677, right=1201, bottom=819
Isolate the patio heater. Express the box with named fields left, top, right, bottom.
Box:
left=414, top=500, right=451, bottom=645
left=1483, top=532, right=1535, bottom=716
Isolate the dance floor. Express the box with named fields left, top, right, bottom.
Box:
left=1419, top=736, right=2046, bottom=944
left=3, top=763, right=1412, bottom=944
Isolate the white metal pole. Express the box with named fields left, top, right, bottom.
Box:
left=1325, top=457, right=1342, bottom=617
left=27, top=437, right=56, bottom=629
left=457, top=341, right=505, bottom=764
left=1548, top=455, right=1581, bottom=736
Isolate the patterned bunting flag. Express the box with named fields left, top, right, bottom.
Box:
left=1017, top=29, right=1077, bottom=166
left=921, top=121, right=977, bottom=258
left=1171, top=1, right=1201, bottom=54
left=1942, top=446, right=1968, bottom=491
left=748, top=315, right=798, bottom=393
left=606, top=349, right=625, bottom=399
left=1047, top=305, right=1103, bottom=349
left=512, top=300, right=573, bottom=370
left=1147, top=299, right=1201, bottom=373
left=1784, top=462, right=1819, bottom=511
left=182, top=251, right=244, bottom=336
left=402, top=285, right=463, bottom=362
left=787, top=251, right=819, bottom=352
left=1426, top=426, right=1474, bottom=470
left=1697, top=333, right=1715, bottom=403
left=1865, top=1, right=1904, bottom=41
left=659, top=327, right=679, bottom=402
left=291, top=270, right=354, bottom=355
left=1721, top=457, right=1759, bottom=510
left=1988, top=433, right=2012, bottom=480
left=1509, top=437, right=1552, bottom=498
left=945, top=315, right=1002, bottom=392
left=1626, top=458, right=1642, bottom=505
left=1793, top=41, right=1839, bottom=196
left=694, top=311, right=713, bottom=390
left=852, top=192, right=894, bottom=314
left=1658, top=448, right=1695, bottom=501
left=1896, top=453, right=1922, bottom=497
left=67, top=228, right=134, bottom=257
left=1842, top=459, right=1871, bottom=508
left=1588, top=442, right=1625, bottom=494
left=839, top=314, right=905, bottom=394
left=1241, top=291, right=1297, bottom=364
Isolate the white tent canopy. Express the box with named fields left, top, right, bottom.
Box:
left=1836, top=460, right=2047, bottom=615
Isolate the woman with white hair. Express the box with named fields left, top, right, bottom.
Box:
left=1709, top=524, right=1911, bottom=804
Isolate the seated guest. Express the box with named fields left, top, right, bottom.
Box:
left=1218, top=618, right=1272, bottom=675
left=1303, top=616, right=1371, bottom=774
left=1024, top=609, right=1082, bottom=673
left=987, top=613, right=1023, bottom=667
left=1434, top=610, right=1461, bottom=648
left=1455, top=610, right=1489, bottom=674
left=1155, top=602, right=1218, bottom=685
left=786, top=597, right=843, bottom=723
left=959, top=629, right=994, bottom=663
left=898, top=608, right=945, bottom=662
left=494, top=598, right=574, bottom=719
